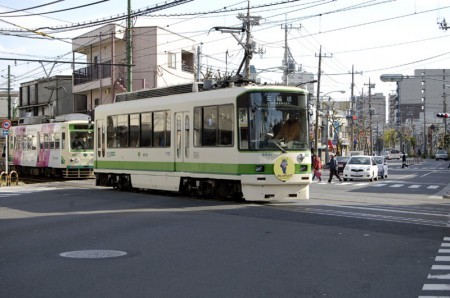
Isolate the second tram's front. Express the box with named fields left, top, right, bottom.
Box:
left=236, top=87, right=311, bottom=201
left=65, top=122, right=95, bottom=178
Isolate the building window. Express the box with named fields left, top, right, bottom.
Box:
left=168, top=52, right=176, bottom=69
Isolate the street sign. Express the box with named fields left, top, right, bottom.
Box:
left=1, top=120, right=11, bottom=130
left=2, top=129, right=9, bottom=136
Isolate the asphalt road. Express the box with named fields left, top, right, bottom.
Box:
left=0, top=159, right=449, bottom=298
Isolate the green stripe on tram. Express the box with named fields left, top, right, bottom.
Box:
left=95, top=161, right=306, bottom=175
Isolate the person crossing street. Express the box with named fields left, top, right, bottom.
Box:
left=328, top=153, right=342, bottom=183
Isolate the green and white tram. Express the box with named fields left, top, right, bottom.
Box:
left=94, top=84, right=312, bottom=201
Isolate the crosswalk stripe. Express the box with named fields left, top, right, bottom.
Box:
left=432, top=265, right=450, bottom=270
left=439, top=249, right=450, bottom=253
left=428, top=185, right=440, bottom=189
left=428, top=273, right=450, bottom=279
left=390, top=184, right=403, bottom=188
left=436, top=256, right=450, bottom=261
left=423, top=283, right=450, bottom=290
left=409, top=185, right=421, bottom=188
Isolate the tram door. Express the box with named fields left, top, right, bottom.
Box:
left=174, top=112, right=190, bottom=172
left=96, top=120, right=105, bottom=158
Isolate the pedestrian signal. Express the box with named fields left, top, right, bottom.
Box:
left=436, top=113, right=449, bottom=118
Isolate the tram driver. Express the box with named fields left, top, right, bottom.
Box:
left=72, top=135, right=85, bottom=149
left=274, top=113, right=300, bottom=142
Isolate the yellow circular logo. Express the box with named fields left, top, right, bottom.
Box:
left=274, top=156, right=295, bottom=181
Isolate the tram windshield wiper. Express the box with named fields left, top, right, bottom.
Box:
left=267, top=133, right=287, bottom=153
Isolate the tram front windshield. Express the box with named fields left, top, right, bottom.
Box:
left=237, top=91, right=309, bottom=151
left=70, top=131, right=94, bottom=150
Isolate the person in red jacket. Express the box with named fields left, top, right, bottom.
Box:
left=312, top=154, right=322, bottom=182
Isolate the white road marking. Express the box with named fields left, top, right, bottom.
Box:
left=432, top=265, right=450, bottom=270
left=409, top=185, right=421, bottom=188
left=428, top=273, right=450, bottom=279
left=422, top=284, right=450, bottom=290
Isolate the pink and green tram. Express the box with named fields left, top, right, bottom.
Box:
left=8, top=114, right=95, bottom=178
left=94, top=84, right=312, bottom=201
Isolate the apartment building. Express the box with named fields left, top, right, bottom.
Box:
left=71, top=24, right=196, bottom=116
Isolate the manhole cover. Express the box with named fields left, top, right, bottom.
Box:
left=59, top=250, right=127, bottom=259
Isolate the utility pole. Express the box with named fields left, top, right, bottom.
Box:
left=365, top=79, right=375, bottom=155
left=7, top=65, right=11, bottom=119
left=313, top=45, right=332, bottom=157
left=127, top=0, right=132, bottom=92
left=350, top=65, right=362, bottom=151
left=244, top=0, right=251, bottom=79
left=281, top=16, right=301, bottom=86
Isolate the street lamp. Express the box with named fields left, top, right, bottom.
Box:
left=313, top=90, right=346, bottom=159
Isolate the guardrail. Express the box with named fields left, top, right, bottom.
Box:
left=0, top=171, right=19, bottom=187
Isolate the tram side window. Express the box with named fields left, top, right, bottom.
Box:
left=129, top=113, right=140, bottom=147
left=153, top=110, right=170, bottom=147
left=194, top=104, right=234, bottom=147
left=219, top=105, right=233, bottom=146
left=140, top=112, right=152, bottom=147
left=203, top=106, right=218, bottom=146
left=38, top=133, right=45, bottom=149
left=26, top=135, right=33, bottom=150
left=54, top=133, right=60, bottom=149
left=107, top=115, right=117, bottom=148
left=193, top=107, right=201, bottom=147
left=117, top=115, right=128, bottom=148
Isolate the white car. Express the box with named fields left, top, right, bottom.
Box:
left=343, top=155, right=379, bottom=182
left=435, top=150, right=449, bottom=161
left=373, top=156, right=388, bottom=179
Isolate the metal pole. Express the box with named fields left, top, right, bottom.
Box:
left=7, top=65, right=11, bottom=119
left=314, top=46, right=322, bottom=156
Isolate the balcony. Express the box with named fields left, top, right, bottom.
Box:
left=73, top=60, right=112, bottom=85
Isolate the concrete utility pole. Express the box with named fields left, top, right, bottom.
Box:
left=364, top=80, right=375, bottom=155
left=7, top=65, right=11, bottom=119
left=244, top=1, right=251, bottom=79
left=281, top=16, right=301, bottom=86
left=350, top=65, right=362, bottom=151
left=127, top=0, right=132, bottom=92
left=313, top=46, right=332, bottom=156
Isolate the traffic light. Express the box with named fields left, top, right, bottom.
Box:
left=436, top=113, right=449, bottom=118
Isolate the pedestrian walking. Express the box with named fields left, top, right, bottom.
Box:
left=312, top=154, right=322, bottom=182
left=402, top=152, right=408, bottom=168
left=328, top=154, right=342, bottom=183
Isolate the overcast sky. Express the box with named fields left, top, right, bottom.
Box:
left=1, top=0, right=450, bottom=101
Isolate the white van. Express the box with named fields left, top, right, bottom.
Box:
left=388, top=149, right=401, bottom=160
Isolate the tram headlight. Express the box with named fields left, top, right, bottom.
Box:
left=255, top=165, right=265, bottom=173
left=297, top=153, right=305, bottom=163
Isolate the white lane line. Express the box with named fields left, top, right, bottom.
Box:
left=422, top=284, right=450, bottom=290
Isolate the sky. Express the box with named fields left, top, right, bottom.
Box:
left=1, top=0, right=450, bottom=102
